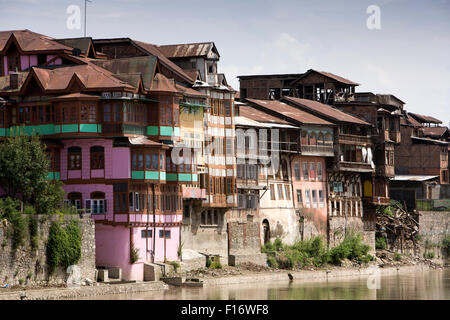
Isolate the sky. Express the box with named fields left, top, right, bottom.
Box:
left=1, top=0, right=449, bottom=126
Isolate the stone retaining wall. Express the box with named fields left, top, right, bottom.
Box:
left=0, top=214, right=96, bottom=287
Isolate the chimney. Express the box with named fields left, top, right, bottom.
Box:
left=10, top=72, right=19, bottom=90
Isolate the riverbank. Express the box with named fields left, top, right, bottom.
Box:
left=0, top=262, right=443, bottom=300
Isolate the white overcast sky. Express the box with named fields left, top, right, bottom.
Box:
left=1, top=0, right=449, bottom=126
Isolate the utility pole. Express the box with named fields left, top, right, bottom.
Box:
left=84, top=0, right=92, bottom=37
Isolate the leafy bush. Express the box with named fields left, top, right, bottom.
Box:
left=393, top=252, right=402, bottom=261
left=267, top=255, right=278, bottom=268
left=130, top=246, right=139, bottom=264
left=47, top=221, right=82, bottom=275
left=206, top=256, right=212, bottom=268
left=329, top=233, right=371, bottom=265
left=0, top=197, right=28, bottom=250
left=442, top=236, right=450, bottom=255
left=375, top=237, right=387, bottom=250
left=424, top=251, right=435, bottom=259
left=28, top=215, right=39, bottom=250
left=167, top=261, right=180, bottom=272
left=209, top=256, right=222, bottom=269
left=274, top=238, right=283, bottom=251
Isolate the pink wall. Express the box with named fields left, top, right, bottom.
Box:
left=95, top=224, right=180, bottom=281
left=291, top=155, right=328, bottom=229
left=62, top=183, right=114, bottom=221
left=20, top=55, right=38, bottom=70
left=46, top=55, right=62, bottom=65
left=61, top=139, right=130, bottom=181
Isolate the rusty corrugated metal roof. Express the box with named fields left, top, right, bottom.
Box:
left=239, top=104, right=290, bottom=124
left=55, top=37, right=93, bottom=55
left=247, top=98, right=334, bottom=126
left=132, top=40, right=195, bottom=84
left=408, top=112, right=442, bottom=124
left=157, top=42, right=218, bottom=58
left=0, top=30, right=72, bottom=54
left=150, top=73, right=179, bottom=94
left=292, top=69, right=360, bottom=86
left=420, top=126, right=449, bottom=138
left=175, top=84, right=207, bottom=98
left=282, top=96, right=369, bottom=125
left=92, top=56, right=157, bottom=90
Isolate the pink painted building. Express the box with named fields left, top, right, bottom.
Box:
left=0, top=30, right=203, bottom=281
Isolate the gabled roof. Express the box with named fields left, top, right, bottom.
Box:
left=420, top=127, right=449, bottom=139
left=0, top=72, right=28, bottom=93
left=291, top=69, right=360, bottom=86
left=408, top=112, right=442, bottom=124
left=0, top=30, right=72, bottom=54
left=402, top=112, right=423, bottom=127
left=54, top=37, right=106, bottom=58
left=18, top=63, right=135, bottom=93
left=182, top=69, right=202, bottom=82
left=175, top=84, right=207, bottom=98
left=91, top=56, right=157, bottom=91
left=238, top=105, right=291, bottom=125
left=92, top=38, right=195, bottom=85
left=282, top=96, right=370, bottom=126
left=132, top=40, right=195, bottom=84
left=246, top=99, right=334, bottom=126
left=157, top=42, right=219, bottom=59
left=150, top=73, right=179, bottom=94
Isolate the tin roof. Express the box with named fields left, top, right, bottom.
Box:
left=408, top=112, right=442, bottom=124
left=420, top=127, right=449, bottom=138
left=0, top=30, right=72, bottom=54
left=175, top=84, right=207, bottom=98
left=292, top=69, right=360, bottom=86
left=247, top=98, right=334, bottom=126
left=92, top=56, right=157, bottom=90
left=282, top=96, right=370, bottom=125
left=157, top=42, right=219, bottom=59
left=392, top=175, right=439, bottom=182
left=238, top=105, right=291, bottom=125
left=150, top=73, right=179, bottom=94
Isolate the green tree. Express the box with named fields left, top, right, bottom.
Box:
left=0, top=130, right=64, bottom=214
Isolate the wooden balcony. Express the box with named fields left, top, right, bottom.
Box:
left=389, top=131, right=401, bottom=144
left=376, top=165, right=395, bottom=178
left=337, top=133, right=372, bottom=146
left=338, top=161, right=374, bottom=173
left=300, top=144, right=334, bottom=157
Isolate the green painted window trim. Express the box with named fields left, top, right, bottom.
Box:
left=180, top=102, right=210, bottom=108
left=178, top=173, right=192, bottom=182
left=160, top=126, right=173, bottom=136
left=132, top=170, right=166, bottom=180
left=166, top=173, right=178, bottom=181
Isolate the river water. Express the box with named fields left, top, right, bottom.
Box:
left=79, top=269, right=450, bottom=300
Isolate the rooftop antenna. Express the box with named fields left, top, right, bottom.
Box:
left=84, top=0, right=92, bottom=37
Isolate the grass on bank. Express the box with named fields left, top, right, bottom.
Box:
left=262, top=233, right=375, bottom=270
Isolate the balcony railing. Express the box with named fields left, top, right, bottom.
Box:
left=300, top=144, right=334, bottom=156
left=337, top=133, right=372, bottom=145
left=338, top=161, right=374, bottom=172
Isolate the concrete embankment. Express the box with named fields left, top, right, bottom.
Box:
left=201, top=264, right=431, bottom=287
left=0, top=281, right=168, bottom=300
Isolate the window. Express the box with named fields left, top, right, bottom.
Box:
left=317, top=162, right=323, bottom=181
left=296, top=190, right=303, bottom=207
left=68, top=146, right=82, bottom=170
left=7, top=54, right=19, bottom=72
left=270, top=184, right=275, bottom=200
left=277, top=184, right=284, bottom=200
left=159, top=230, right=171, bottom=239
left=90, top=146, right=104, bottom=170
left=302, top=162, right=309, bottom=180
left=312, top=190, right=318, bottom=208
left=80, top=104, right=96, bottom=123
left=68, top=192, right=82, bottom=210
left=305, top=190, right=311, bottom=208
left=87, top=192, right=106, bottom=214
left=141, top=230, right=152, bottom=238
left=310, top=163, right=316, bottom=180
left=319, top=190, right=324, bottom=208
left=284, top=185, right=291, bottom=200
left=294, top=162, right=301, bottom=180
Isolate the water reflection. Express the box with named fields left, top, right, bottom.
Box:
left=78, top=269, right=449, bottom=300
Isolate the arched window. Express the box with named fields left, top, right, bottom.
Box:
left=308, top=132, right=317, bottom=146
left=68, top=147, right=82, bottom=170
left=318, top=132, right=324, bottom=145
left=90, top=146, right=105, bottom=169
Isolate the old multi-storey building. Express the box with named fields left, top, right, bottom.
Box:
left=0, top=30, right=226, bottom=280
